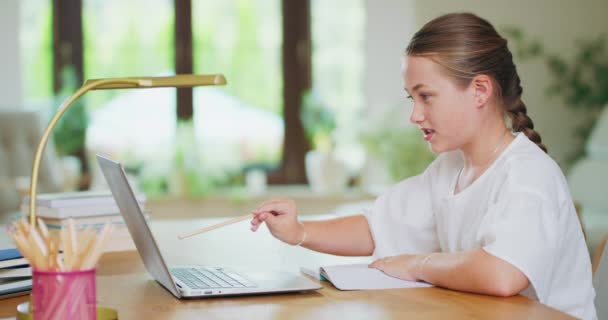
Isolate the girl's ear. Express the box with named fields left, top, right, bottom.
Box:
left=471, top=74, right=494, bottom=108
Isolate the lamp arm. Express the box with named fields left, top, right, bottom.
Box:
left=28, top=79, right=139, bottom=225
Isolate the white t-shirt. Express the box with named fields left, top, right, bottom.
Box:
left=364, top=133, right=596, bottom=319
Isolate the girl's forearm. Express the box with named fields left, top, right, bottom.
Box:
left=417, top=249, right=529, bottom=297
left=300, top=215, right=374, bottom=256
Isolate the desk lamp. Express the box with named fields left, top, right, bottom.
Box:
left=16, top=74, right=226, bottom=319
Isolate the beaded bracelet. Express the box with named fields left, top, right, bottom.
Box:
left=417, top=252, right=438, bottom=278
left=293, top=221, right=307, bottom=246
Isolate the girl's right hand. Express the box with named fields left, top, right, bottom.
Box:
left=250, top=198, right=305, bottom=245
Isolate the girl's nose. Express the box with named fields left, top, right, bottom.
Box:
left=409, top=103, right=425, bottom=124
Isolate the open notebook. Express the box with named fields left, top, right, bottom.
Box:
left=301, top=264, right=432, bottom=290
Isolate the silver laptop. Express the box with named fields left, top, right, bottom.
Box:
left=96, top=154, right=321, bottom=298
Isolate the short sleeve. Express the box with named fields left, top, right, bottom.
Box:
left=479, top=190, right=558, bottom=301
left=364, top=171, right=439, bottom=258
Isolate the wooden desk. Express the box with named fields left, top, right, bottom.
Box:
left=0, top=217, right=574, bottom=319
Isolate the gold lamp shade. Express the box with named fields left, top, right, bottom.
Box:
left=27, top=74, right=227, bottom=225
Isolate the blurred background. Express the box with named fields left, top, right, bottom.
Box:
left=1, top=1, right=607, bottom=250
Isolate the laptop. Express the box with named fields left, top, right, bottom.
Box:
left=96, top=154, right=321, bottom=298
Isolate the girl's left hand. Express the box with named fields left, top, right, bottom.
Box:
left=368, top=254, right=425, bottom=281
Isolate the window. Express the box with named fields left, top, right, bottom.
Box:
left=191, top=0, right=283, bottom=183
left=20, top=0, right=53, bottom=104
left=83, top=0, right=177, bottom=192
left=311, top=0, right=366, bottom=172
left=34, top=1, right=331, bottom=195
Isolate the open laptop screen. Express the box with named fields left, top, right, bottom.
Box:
left=96, top=154, right=180, bottom=297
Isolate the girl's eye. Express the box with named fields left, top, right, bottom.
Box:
left=420, top=94, right=431, bottom=101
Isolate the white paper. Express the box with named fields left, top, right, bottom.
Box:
left=319, top=263, right=432, bottom=290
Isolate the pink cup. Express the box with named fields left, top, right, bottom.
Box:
left=32, top=269, right=97, bottom=320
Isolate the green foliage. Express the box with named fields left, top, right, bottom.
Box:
left=359, top=110, right=436, bottom=182
left=503, top=27, right=608, bottom=164
left=137, top=174, right=168, bottom=198
left=52, top=65, right=88, bottom=156
left=501, top=27, right=544, bottom=60
left=300, top=90, right=337, bottom=151
left=193, top=0, right=282, bottom=114
left=82, top=3, right=174, bottom=110
left=157, top=120, right=246, bottom=197
left=25, top=5, right=53, bottom=99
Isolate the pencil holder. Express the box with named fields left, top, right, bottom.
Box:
left=32, top=269, right=96, bottom=320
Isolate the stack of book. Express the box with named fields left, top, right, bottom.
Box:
left=0, top=248, right=31, bottom=300
left=21, top=191, right=148, bottom=252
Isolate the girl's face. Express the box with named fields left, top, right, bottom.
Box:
left=403, top=55, right=481, bottom=153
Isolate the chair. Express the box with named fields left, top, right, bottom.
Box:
left=594, top=234, right=608, bottom=319
left=0, top=108, right=66, bottom=218
left=593, top=235, right=608, bottom=274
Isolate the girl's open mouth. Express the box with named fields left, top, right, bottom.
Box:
left=421, top=128, right=435, bottom=141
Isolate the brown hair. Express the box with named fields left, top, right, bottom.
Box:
left=406, top=12, right=547, bottom=153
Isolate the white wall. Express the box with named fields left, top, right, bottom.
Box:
left=364, top=0, right=416, bottom=121
left=0, top=0, right=21, bottom=109
left=364, top=0, right=608, bottom=170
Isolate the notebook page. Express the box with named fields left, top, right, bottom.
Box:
left=320, top=263, right=432, bottom=290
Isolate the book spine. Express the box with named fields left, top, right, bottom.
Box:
left=23, top=194, right=146, bottom=208
left=45, top=221, right=127, bottom=230
left=21, top=204, right=145, bottom=219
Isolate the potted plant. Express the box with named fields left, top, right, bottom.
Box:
left=300, top=90, right=348, bottom=193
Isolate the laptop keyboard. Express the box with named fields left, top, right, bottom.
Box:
left=171, top=267, right=257, bottom=289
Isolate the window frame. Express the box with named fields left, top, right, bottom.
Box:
left=53, top=0, right=89, bottom=187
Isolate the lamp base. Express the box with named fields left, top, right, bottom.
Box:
left=16, top=301, right=118, bottom=320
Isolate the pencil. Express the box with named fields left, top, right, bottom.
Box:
left=178, top=213, right=254, bottom=240
left=82, top=223, right=113, bottom=269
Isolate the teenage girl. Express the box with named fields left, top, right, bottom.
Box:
left=250, top=12, right=596, bottom=319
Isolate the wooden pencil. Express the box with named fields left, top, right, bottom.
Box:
left=178, top=213, right=254, bottom=240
